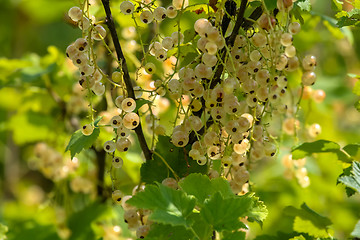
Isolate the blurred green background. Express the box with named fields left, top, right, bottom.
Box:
left=0, top=0, right=360, bottom=239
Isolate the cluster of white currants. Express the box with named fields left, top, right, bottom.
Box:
left=282, top=154, right=310, bottom=188
left=120, top=0, right=179, bottom=24
left=67, top=6, right=107, bottom=96
left=33, top=143, right=79, bottom=182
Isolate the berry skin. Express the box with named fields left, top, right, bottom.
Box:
left=104, top=140, right=116, bottom=153
left=280, top=33, right=293, bottom=47
left=289, top=22, right=301, bottom=35
left=68, top=6, right=82, bottom=22
left=110, top=115, right=122, bottom=128
left=82, top=124, right=94, bottom=136
left=74, top=38, right=88, bottom=52
left=112, top=190, right=123, bottom=204
left=140, top=11, right=153, bottom=24
left=153, top=7, right=167, bottom=21
left=302, top=55, right=317, bottom=71
left=92, top=82, right=105, bottom=95
left=120, top=1, right=134, bottom=15
left=162, top=37, right=174, bottom=50
left=171, top=130, right=189, bottom=147
left=116, top=138, right=131, bottom=152
left=121, top=98, right=136, bottom=112
left=112, top=156, right=124, bottom=168
left=123, top=112, right=140, bottom=129
left=308, top=123, right=321, bottom=138
left=92, top=25, right=107, bottom=41
left=145, top=62, right=156, bottom=74
left=112, top=71, right=123, bottom=82
left=166, top=5, right=178, bottom=18
left=136, top=225, right=150, bottom=239
left=162, top=177, right=178, bottom=189
left=312, top=89, right=326, bottom=103
left=302, top=71, right=317, bottom=86
left=172, top=0, right=189, bottom=9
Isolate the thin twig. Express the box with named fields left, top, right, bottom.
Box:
left=101, top=0, right=152, bottom=161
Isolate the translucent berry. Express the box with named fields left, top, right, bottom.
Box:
left=104, top=140, right=116, bottom=153
left=123, top=112, right=139, bottom=129
left=280, top=33, right=293, bottom=47
left=308, top=123, right=321, bottom=138
left=112, top=190, right=123, bottom=204
left=302, top=55, right=317, bottom=71
left=136, top=225, right=150, bottom=239
left=121, top=98, right=136, bottom=112
left=302, top=71, right=316, bottom=86
left=172, top=131, right=189, bottom=147
left=166, top=5, right=178, bottom=18
left=92, top=25, right=107, bottom=41
left=110, top=115, right=122, bottom=128
left=140, top=11, right=153, bottom=24
left=82, top=124, right=94, bottom=136
left=162, top=177, right=178, bottom=189
left=289, top=22, right=301, bottom=35
left=92, top=82, right=105, bottom=95
left=68, top=6, right=82, bottom=22
left=145, top=62, right=156, bottom=74
left=116, top=138, right=131, bottom=152
left=162, top=37, right=174, bottom=50
left=120, top=1, right=134, bottom=15
left=112, top=156, right=124, bottom=168
left=172, top=0, right=189, bottom=9
left=154, top=7, right=167, bottom=21
left=312, top=89, right=326, bottom=103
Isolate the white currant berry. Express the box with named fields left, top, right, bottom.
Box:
left=72, top=52, right=88, bottom=67
left=197, top=155, right=207, bottom=165
left=112, top=71, right=123, bottom=82
left=120, top=1, right=134, bottom=15
left=117, top=125, right=130, bottom=138
left=154, top=7, right=167, bottom=21
left=74, top=38, right=89, bottom=52
left=289, top=22, right=301, bottom=35
left=145, top=62, right=156, bottom=74
left=172, top=0, right=189, bottom=9
left=308, top=123, right=321, bottom=138
left=112, top=190, right=124, bottom=204
left=78, top=16, right=91, bottom=30
left=121, top=98, right=136, bottom=112
left=250, top=50, right=262, bottom=62
left=162, top=37, right=174, bottom=50
left=66, top=44, right=78, bottom=59
left=162, top=177, right=178, bottom=189
left=68, top=6, right=82, bottom=22
left=123, top=112, right=140, bottom=129
left=110, top=115, right=122, bottom=128
left=104, top=140, right=116, bottom=153
left=207, top=145, right=221, bottom=160
left=205, top=41, right=217, bottom=55
left=302, top=55, right=317, bottom=71
left=140, top=11, right=153, bottom=24
left=155, top=48, right=167, bottom=61
left=154, top=124, right=166, bottom=135
left=312, top=89, right=326, bottom=103
left=79, top=64, right=95, bottom=77
left=116, top=138, right=131, bottom=152
left=172, top=130, right=189, bottom=147
left=115, top=95, right=125, bottom=108
left=112, top=156, right=124, bottom=168
left=222, top=155, right=233, bottom=168
left=92, top=82, right=105, bottom=95
left=92, top=25, right=107, bottom=41
left=285, top=45, right=296, bottom=58
left=252, top=32, right=267, bottom=48
left=302, top=71, right=316, bottom=86
left=280, top=33, right=293, bottom=47
left=233, top=139, right=250, bottom=155
left=171, top=31, right=184, bottom=45
left=166, top=5, right=178, bottom=18
left=136, top=225, right=150, bottom=239
left=82, top=124, right=94, bottom=136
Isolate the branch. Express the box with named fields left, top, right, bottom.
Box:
left=101, top=0, right=152, bottom=161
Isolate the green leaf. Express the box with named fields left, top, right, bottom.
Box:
left=65, top=128, right=100, bottom=159
left=0, top=223, right=8, bottom=240
left=140, top=136, right=207, bottom=184
left=187, top=213, right=213, bottom=240
left=296, top=0, right=311, bottom=12
left=183, top=29, right=197, bottom=43
left=291, top=140, right=352, bottom=163
left=201, top=192, right=250, bottom=231
left=343, top=144, right=360, bottom=160
left=179, top=173, right=234, bottom=206
left=8, top=224, right=61, bottom=240
left=355, top=101, right=360, bottom=112
left=67, top=202, right=111, bottom=240
left=222, top=231, right=246, bottom=240
left=353, top=80, right=360, bottom=96
left=134, top=98, right=152, bottom=113
left=247, top=194, right=268, bottom=225
left=264, top=0, right=277, bottom=11
left=338, top=161, right=360, bottom=194
left=65, top=117, right=101, bottom=159
left=293, top=216, right=330, bottom=238
left=351, top=219, right=360, bottom=238
left=146, top=224, right=194, bottom=240
left=332, top=0, right=343, bottom=11
left=127, top=184, right=196, bottom=227
left=283, top=203, right=332, bottom=237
